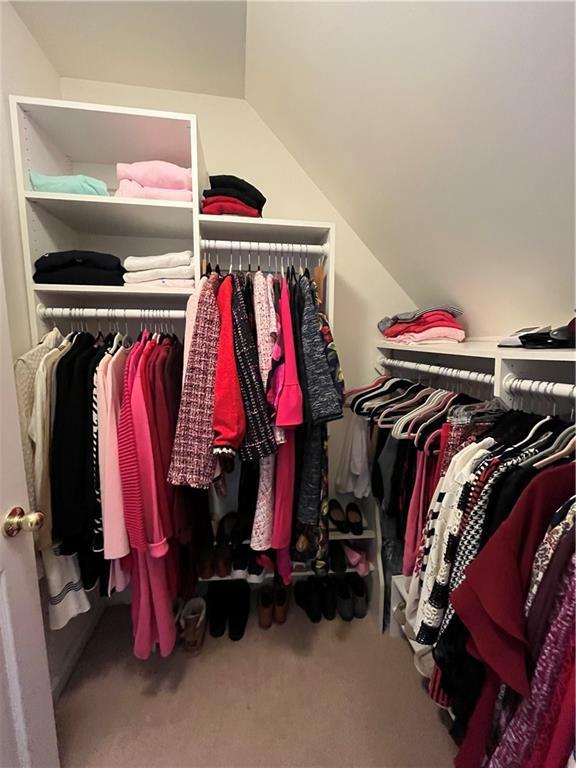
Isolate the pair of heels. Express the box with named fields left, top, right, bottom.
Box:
left=328, top=499, right=363, bottom=535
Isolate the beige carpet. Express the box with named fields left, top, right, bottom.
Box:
left=56, top=605, right=456, bottom=768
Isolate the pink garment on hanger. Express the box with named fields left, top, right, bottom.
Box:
left=275, top=278, right=303, bottom=428
left=402, top=429, right=442, bottom=576
left=115, top=178, right=192, bottom=202
left=131, top=339, right=168, bottom=555
left=271, top=429, right=295, bottom=549
left=117, top=160, right=192, bottom=190
left=118, top=337, right=147, bottom=551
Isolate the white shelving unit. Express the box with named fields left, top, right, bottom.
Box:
left=11, top=95, right=335, bottom=342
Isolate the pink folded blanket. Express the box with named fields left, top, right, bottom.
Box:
left=117, top=160, right=192, bottom=191
left=392, top=327, right=466, bottom=344
left=115, top=179, right=192, bottom=202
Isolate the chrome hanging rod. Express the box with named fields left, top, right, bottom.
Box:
left=503, top=373, right=576, bottom=401
left=37, top=303, right=186, bottom=320
left=200, top=238, right=327, bottom=258
left=377, top=355, right=495, bottom=387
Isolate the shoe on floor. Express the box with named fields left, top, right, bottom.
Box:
left=207, top=582, right=228, bottom=638
left=179, top=597, right=207, bottom=655
left=319, top=576, right=337, bottom=620
left=336, top=577, right=354, bottom=621
left=273, top=585, right=289, bottom=625
left=228, top=581, right=251, bottom=641
left=346, top=572, right=368, bottom=619
left=294, top=577, right=322, bottom=623
left=258, top=585, right=274, bottom=629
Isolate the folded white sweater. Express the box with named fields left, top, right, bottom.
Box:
left=129, top=278, right=195, bottom=289
left=124, top=250, right=192, bottom=272
left=123, top=264, right=194, bottom=284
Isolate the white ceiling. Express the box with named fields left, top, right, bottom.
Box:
left=12, top=1, right=247, bottom=97
left=246, top=2, right=575, bottom=336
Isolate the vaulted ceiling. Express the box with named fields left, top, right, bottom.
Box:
left=11, top=1, right=575, bottom=335
left=12, top=1, right=246, bottom=97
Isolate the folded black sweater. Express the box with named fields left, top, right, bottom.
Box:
left=208, top=175, right=266, bottom=212
left=34, top=250, right=125, bottom=286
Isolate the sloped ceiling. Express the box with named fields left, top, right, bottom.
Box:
left=246, top=2, right=575, bottom=336
left=12, top=1, right=246, bottom=97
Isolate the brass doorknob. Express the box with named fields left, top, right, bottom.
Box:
left=3, top=507, right=45, bottom=538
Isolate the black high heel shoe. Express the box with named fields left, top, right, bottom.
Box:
left=327, top=499, right=349, bottom=533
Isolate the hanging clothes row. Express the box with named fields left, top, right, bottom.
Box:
left=338, top=370, right=574, bottom=768
left=169, top=264, right=344, bottom=585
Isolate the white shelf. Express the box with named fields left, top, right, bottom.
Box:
left=199, top=214, right=331, bottom=244
left=32, top=283, right=194, bottom=297
left=198, top=564, right=373, bottom=583
left=377, top=337, right=576, bottom=364
left=25, top=192, right=194, bottom=238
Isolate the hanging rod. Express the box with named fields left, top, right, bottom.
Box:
left=503, top=373, right=576, bottom=400
left=36, top=303, right=186, bottom=320
left=200, top=238, right=327, bottom=258
left=377, top=355, right=495, bottom=386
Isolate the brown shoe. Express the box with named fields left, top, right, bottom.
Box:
left=258, top=586, right=274, bottom=629
left=179, top=597, right=207, bottom=655
left=214, top=544, right=232, bottom=578
left=273, top=585, right=289, bottom=625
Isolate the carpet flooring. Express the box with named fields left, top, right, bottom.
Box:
left=56, top=605, right=456, bottom=768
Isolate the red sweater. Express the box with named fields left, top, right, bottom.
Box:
left=202, top=196, right=260, bottom=218
left=384, top=311, right=464, bottom=338
left=213, top=276, right=246, bottom=455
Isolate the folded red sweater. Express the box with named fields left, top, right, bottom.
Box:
left=385, top=311, right=464, bottom=338
left=202, top=196, right=260, bottom=218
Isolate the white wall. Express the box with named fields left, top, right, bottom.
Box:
left=0, top=2, right=61, bottom=357
left=61, top=77, right=415, bottom=386
left=0, top=2, right=104, bottom=699
left=246, top=1, right=575, bottom=337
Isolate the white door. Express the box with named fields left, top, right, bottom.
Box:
left=0, top=264, right=59, bottom=768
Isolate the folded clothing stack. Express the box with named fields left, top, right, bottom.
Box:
left=378, top=305, right=465, bottom=344
left=499, top=321, right=575, bottom=349
left=115, top=160, right=192, bottom=202
left=123, top=249, right=194, bottom=287
left=201, top=174, right=266, bottom=217
left=33, top=250, right=125, bottom=285
left=30, top=171, right=109, bottom=196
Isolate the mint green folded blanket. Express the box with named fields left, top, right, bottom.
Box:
left=30, top=171, right=109, bottom=196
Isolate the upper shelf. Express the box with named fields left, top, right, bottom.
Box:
left=376, top=337, right=576, bottom=363
left=199, top=214, right=331, bottom=244
left=32, top=283, right=194, bottom=297
left=25, top=192, right=194, bottom=239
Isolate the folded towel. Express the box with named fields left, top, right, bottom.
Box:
left=123, top=264, right=194, bottom=284
left=126, top=279, right=195, bottom=289
left=115, top=179, right=192, bottom=202
left=124, top=250, right=192, bottom=272
left=391, top=327, right=466, bottom=344
left=117, top=161, right=192, bottom=191
left=209, top=175, right=266, bottom=211
left=202, top=198, right=260, bottom=218
left=30, top=171, right=109, bottom=196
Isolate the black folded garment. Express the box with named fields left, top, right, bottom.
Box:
left=34, top=250, right=125, bottom=286
left=519, top=319, right=575, bottom=349
left=33, top=266, right=125, bottom=286
left=208, top=175, right=266, bottom=212
left=203, top=187, right=263, bottom=211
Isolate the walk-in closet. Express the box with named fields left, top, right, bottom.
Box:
left=1, top=2, right=574, bottom=768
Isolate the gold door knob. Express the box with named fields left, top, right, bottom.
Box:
left=3, top=507, right=45, bottom=538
